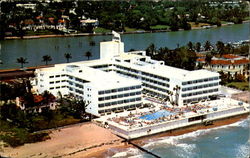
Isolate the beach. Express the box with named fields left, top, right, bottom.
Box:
left=1, top=113, right=248, bottom=158
left=0, top=122, right=124, bottom=158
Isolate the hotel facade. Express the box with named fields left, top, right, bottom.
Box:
left=36, top=32, right=220, bottom=116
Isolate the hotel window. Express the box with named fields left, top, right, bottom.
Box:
left=98, top=110, right=105, bottom=113
left=130, top=98, right=136, bottom=102
left=50, top=81, right=54, bottom=84
left=124, top=93, right=129, bottom=97
left=118, top=100, right=123, bottom=104
left=105, top=103, right=111, bottom=106
left=56, top=81, right=60, bottom=83
left=111, top=89, right=117, bottom=93
left=98, top=104, right=104, bottom=108
left=98, top=97, right=104, bottom=101
left=198, top=79, right=203, bottom=83
left=136, top=98, right=141, bottom=101
left=198, top=85, right=203, bottom=89
left=55, top=75, right=60, bottom=78
left=111, top=95, right=117, bottom=99
left=124, top=99, right=130, bottom=103
left=203, top=90, right=208, bottom=94
left=105, top=96, right=110, bottom=100
left=130, top=86, right=136, bottom=90
left=49, top=76, right=54, bottom=78
left=124, top=87, right=130, bottom=91
left=49, top=87, right=54, bottom=90
left=116, top=94, right=122, bottom=98
left=98, top=91, right=105, bottom=95
left=111, top=101, right=117, bottom=105
left=208, top=89, right=213, bottom=93
left=56, top=86, right=60, bottom=89
left=136, top=85, right=141, bottom=89
left=105, top=90, right=111, bottom=94
left=130, top=92, right=135, bottom=96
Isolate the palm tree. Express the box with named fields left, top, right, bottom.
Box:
left=216, top=41, right=225, bottom=56
left=85, top=51, right=92, bottom=60
left=195, top=42, right=201, bottom=52
left=167, top=91, right=174, bottom=104
left=146, top=43, right=156, bottom=56
left=204, top=41, right=211, bottom=51
left=173, top=85, right=181, bottom=105
left=205, top=53, right=213, bottom=69
left=64, top=53, right=72, bottom=63
left=187, top=41, right=193, bottom=50
left=16, top=57, right=28, bottom=68
left=42, top=55, right=52, bottom=65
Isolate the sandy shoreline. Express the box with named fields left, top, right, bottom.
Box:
left=0, top=122, right=123, bottom=158
left=0, top=114, right=248, bottom=158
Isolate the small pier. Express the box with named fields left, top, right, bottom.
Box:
left=127, top=140, right=161, bottom=158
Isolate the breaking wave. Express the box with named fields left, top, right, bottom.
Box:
left=235, top=142, right=250, bottom=158
left=111, top=148, right=141, bottom=158
left=143, top=118, right=249, bottom=149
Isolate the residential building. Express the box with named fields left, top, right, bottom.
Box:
left=80, top=18, right=99, bottom=27
left=197, top=54, right=250, bottom=78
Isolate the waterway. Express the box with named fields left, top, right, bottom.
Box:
left=0, top=23, right=249, bottom=69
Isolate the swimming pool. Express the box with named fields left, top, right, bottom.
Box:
left=139, top=110, right=174, bottom=120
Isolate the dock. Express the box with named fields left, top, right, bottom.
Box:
left=127, top=140, right=161, bottom=158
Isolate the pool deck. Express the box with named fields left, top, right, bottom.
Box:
left=94, top=97, right=249, bottom=140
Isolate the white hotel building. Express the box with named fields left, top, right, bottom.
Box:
left=36, top=32, right=220, bottom=116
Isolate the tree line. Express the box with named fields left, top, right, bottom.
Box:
left=0, top=0, right=249, bottom=39
left=144, top=40, right=249, bottom=71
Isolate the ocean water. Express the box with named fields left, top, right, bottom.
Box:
left=109, top=117, right=250, bottom=158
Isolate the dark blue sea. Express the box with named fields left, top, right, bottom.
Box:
left=109, top=117, right=249, bottom=158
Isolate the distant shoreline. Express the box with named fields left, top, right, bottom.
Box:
left=4, top=21, right=249, bottom=40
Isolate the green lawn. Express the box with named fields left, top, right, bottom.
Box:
left=30, top=113, right=80, bottom=131
left=221, top=21, right=229, bottom=24
left=0, top=112, right=80, bottom=147
left=0, top=120, right=50, bottom=147
left=25, top=30, right=56, bottom=36
left=93, top=27, right=111, bottom=33
left=150, top=25, right=170, bottom=30
left=226, top=82, right=249, bottom=91
left=244, top=16, right=250, bottom=21
left=124, top=27, right=144, bottom=32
